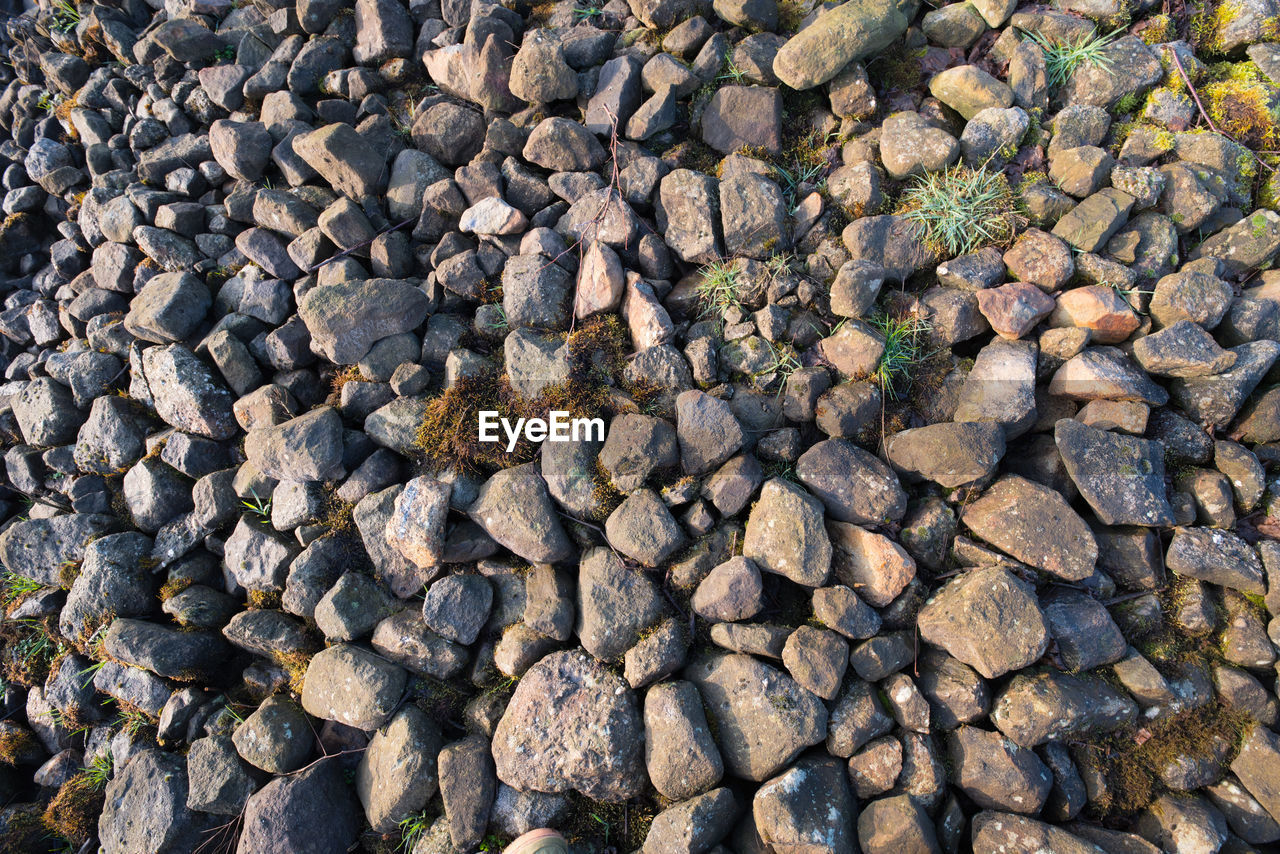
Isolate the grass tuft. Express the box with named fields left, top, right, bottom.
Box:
left=695, top=259, right=743, bottom=318
left=240, top=488, right=272, bottom=521
left=897, top=165, right=1021, bottom=257
left=397, top=810, right=432, bottom=851
left=50, top=0, right=80, bottom=32
left=1022, top=26, right=1121, bottom=89
left=867, top=313, right=932, bottom=398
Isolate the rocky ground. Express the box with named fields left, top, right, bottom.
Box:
left=0, top=0, right=1278, bottom=850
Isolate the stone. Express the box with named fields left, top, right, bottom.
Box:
left=976, top=282, right=1055, bottom=340
left=772, top=0, right=910, bottom=90
left=643, top=680, right=724, bottom=801
left=100, top=750, right=212, bottom=854
left=885, top=422, right=1005, bottom=488
left=1054, top=419, right=1175, bottom=526
left=917, top=566, right=1049, bottom=679
left=962, top=475, right=1097, bottom=579
left=701, top=86, right=782, bottom=155
left=743, top=478, right=832, bottom=587
left=753, top=757, right=857, bottom=851
left=236, top=760, right=361, bottom=854
left=686, top=653, right=827, bottom=781
left=576, top=547, right=665, bottom=661
left=469, top=464, right=574, bottom=564
left=300, top=644, right=406, bottom=731
left=379, top=475, right=453, bottom=571
left=492, top=650, right=644, bottom=802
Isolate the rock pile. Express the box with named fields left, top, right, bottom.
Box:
left=0, top=0, right=1278, bottom=850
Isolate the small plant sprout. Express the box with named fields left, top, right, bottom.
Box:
left=756, top=341, right=804, bottom=394
left=898, top=164, right=1021, bottom=257
left=240, top=488, right=272, bottom=520
left=1022, top=26, right=1121, bottom=89
left=398, top=811, right=432, bottom=852
left=1, top=572, right=42, bottom=607
left=717, top=59, right=749, bottom=85
left=83, top=753, right=112, bottom=790
left=213, top=45, right=236, bottom=62
left=695, top=259, right=743, bottom=318
left=868, top=313, right=932, bottom=397
left=51, top=0, right=81, bottom=32
left=573, top=1, right=603, bottom=19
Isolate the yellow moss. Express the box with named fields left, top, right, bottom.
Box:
left=1199, top=62, right=1280, bottom=149
left=273, top=650, right=312, bottom=695
left=246, top=589, right=281, bottom=610
left=0, top=727, right=37, bottom=766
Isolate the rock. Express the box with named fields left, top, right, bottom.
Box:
left=917, top=566, right=1049, bottom=679
left=720, top=172, right=789, bottom=259
left=644, top=680, right=724, bottom=800
left=929, top=65, right=1014, bottom=120
left=103, top=618, right=228, bottom=680
left=140, top=345, right=237, bottom=440
left=100, top=750, right=212, bottom=854
left=576, top=547, right=665, bottom=661
left=300, top=644, right=406, bottom=731
left=754, top=756, right=857, bottom=851
left=676, top=390, right=744, bottom=475
left=1192, top=210, right=1280, bottom=278
left=293, top=124, right=388, bottom=198
left=686, top=653, right=827, bottom=781
left=962, top=475, right=1097, bottom=580
left=233, top=695, right=312, bottom=774
left=604, top=489, right=686, bottom=566
left=244, top=407, right=345, bottom=482
left=386, top=477, right=451, bottom=570
left=236, top=760, right=361, bottom=854
left=315, top=573, right=399, bottom=642
left=743, top=478, right=832, bottom=586
left=828, top=523, right=916, bottom=608
left=657, top=169, right=722, bottom=264
left=949, top=726, right=1052, bottom=813
left=186, top=736, right=258, bottom=816
left=438, top=735, right=496, bottom=851
left=1170, top=340, right=1279, bottom=427
left=885, top=422, right=1005, bottom=488
left=298, top=279, right=430, bottom=365
left=0, top=513, right=117, bottom=587
left=510, top=30, right=578, bottom=104
left=1052, top=188, right=1135, bottom=253
left=701, top=86, right=782, bottom=155
left=1231, top=724, right=1280, bottom=827
left=124, top=273, right=211, bottom=344
left=1166, top=527, right=1265, bottom=595
left=469, top=464, right=574, bottom=564
left=1149, top=268, right=1233, bottom=329
left=992, top=670, right=1137, bottom=747
left=1041, top=588, right=1127, bottom=671
left=772, top=0, right=910, bottom=90
left=523, top=117, right=606, bottom=171
left=782, top=625, right=848, bottom=700
left=1054, top=419, right=1174, bottom=526
left=641, top=788, right=737, bottom=854
left=796, top=438, right=906, bottom=524
left=1003, top=228, right=1075, bottom=291
left=879, top=111, right=960, bottom=180
left=1132, top=320, right=1237, bottom=377
left=976, top=282, right=1056, bottom=340
left=691, top=556, right=764, bottom=622
left=971, top=812, right=1106, bottom=854
left=952, top=338, right=1038, bottom=435
left=859, top=794, right=941, bottom=854
left=492, top=650, right=645, bottom=801
left=421, top=574, right=491, bottom=646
